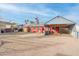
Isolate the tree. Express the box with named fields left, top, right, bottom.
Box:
left=30, top=21, right=35, bottom=24
left=25, top=19, right=29, bottom=24
left=35, top=17, right=39, bottom=24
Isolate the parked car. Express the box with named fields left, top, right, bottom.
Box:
left=1, top=28, right=14, bottom=33
left=1, top=29, right=5, bottom=33
left=5, top=28, right=14, bottom=32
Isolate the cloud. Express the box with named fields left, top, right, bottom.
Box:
left=0, top=4, right=21, bottom=12
left=64, top=14, right=79, bottom=22
left=63, top=4, right=79, bottom=24
left=0, top=4, right=59, bottom=17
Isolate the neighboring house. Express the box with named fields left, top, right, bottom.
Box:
left=0, top=21, right=12, bottom=29
left=30, top=22, right=44, bottom=33
left=0, top=21, right=18, bottom=29
left=0, top=20, right=18, bottom=33
left=23, top=21, right=44, bottom=33
left=71, top=24, right=79, bottom=39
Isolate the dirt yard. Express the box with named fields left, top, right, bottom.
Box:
left=0, top=32, right=79, bottom=56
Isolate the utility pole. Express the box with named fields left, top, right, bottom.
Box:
left=35, top=17, right=40, bottom=32
left=35, top=17, right=39, bottom=25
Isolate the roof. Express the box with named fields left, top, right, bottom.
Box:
left=0, top=18, right=18, bottom=25
left=24, top=21, right=44, bottom=27
left=45, top=16, right=76, bottom=25
left=0, top=21, right=13, bottom=25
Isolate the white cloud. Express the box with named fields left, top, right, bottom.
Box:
left=64, top=14, right=79, bottom=22
left=0, top=4, right=21, bottom=12
left=0, top=4, right=59, bottom=17
left=63, top=5, right=79, bottom=24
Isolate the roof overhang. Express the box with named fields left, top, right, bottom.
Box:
left=45, top=16, right=76, bottom=25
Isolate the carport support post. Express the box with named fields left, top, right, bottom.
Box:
left=77, top=32, right=79, bottom=39
left=44, top=26, right=49, bottom=35
left=50, top=25, right=52, bottom=34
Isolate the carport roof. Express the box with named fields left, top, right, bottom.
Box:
left=45, top=16, right=76, bottom=25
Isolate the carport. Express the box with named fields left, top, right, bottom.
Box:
left=44, top=16, right=76, bottom=35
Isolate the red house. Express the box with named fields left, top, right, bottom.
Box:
left=30, top=25, right=44, bottom=33
left=23, top=22, right=44, bottom=33
left=44, top=16, right=75, bottom=34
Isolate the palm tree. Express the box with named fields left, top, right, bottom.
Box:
left=25, top=19, right=29, bottom=24
left=30, top=21, right=35, bottom=24
left=35, top=17, right=39, bottom=24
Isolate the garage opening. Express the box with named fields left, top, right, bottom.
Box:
left=44, top=16, right=76, bottom=35
left=44, top=24, right=75, bottom=35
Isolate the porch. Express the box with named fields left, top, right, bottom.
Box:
left=44, top=24, right=75, bottom=35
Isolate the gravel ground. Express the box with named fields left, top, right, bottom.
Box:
left=0, top=32, right=78, bottom=56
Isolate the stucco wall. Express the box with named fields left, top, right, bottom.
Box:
left=70, top=24, right=79, bottom=39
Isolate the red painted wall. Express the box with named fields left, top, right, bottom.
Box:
left=55, top=27, right=59, bottom=33
left=26, top=26, right=60, bottom=33
left=30, top=26, right=44, bottom=33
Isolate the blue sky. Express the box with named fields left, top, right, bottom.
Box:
left=0, top=3, right=79, bottom=24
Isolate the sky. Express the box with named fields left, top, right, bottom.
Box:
left=0, top=3, right=79, bottom=24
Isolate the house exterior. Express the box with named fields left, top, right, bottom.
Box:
left=0, top=21, right=18, bottom=29
left=44, top=16, right=77, bottom=37
left=0, top=18, right=18, bottom=33
left=23, top=16, right=79, bottom=38
left=0, top=18, right=17, bottom=29
left=70, top=25, right=79, bottom=39
left=31, top=26, right=44, bottom=33
left=0, top=21, right=12, bottom=29
left=23, top=22, right=44, bottom=33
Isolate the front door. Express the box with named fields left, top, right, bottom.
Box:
left=55, top=27, right=59, bottom=33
